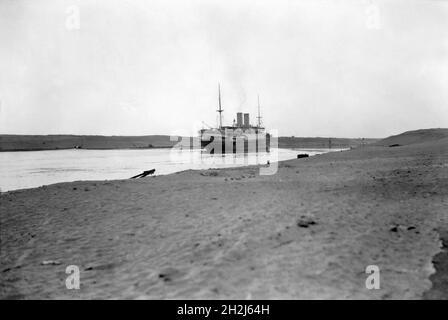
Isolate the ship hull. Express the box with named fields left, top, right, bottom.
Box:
left=200, top=133, right=270, bottom=154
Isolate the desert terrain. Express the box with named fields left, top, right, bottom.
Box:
left=0, top=129, right=447, bottom=299
left=0, top=135, right=178, bottom=151
left=0, top=134, right=377, bottom=151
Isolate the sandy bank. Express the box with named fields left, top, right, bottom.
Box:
left=1, top=140, right=447, bottom=299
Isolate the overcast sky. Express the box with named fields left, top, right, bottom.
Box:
left=0, top=0, right=447, bottom=138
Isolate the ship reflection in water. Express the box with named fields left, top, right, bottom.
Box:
left=169, top=147, right=338, bottom=169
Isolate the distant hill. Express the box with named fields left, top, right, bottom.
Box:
left=0, top=134, right=381, bottom=151
left=375, top=128, right=448, bottom=147
left=278, top=137, right=379, bottom=149
left=0, top=135, right=181, bottom=151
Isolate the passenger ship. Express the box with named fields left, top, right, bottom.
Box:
left=199, top=85, right=270, bottom=154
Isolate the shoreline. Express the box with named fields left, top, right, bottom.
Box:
left=1, top=140, right=447, bottom=299
left=0, top=146, right=351, bottom=153
left=0, top=148, right=344, bottom=193
left=0, top=164, right=267, bottom=195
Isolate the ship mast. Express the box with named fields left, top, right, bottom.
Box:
left=217, top=83, right=223, bottom=129
left=257, top=94, right=262, bottom=128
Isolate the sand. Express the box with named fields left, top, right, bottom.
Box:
left=376, top=128, right=448, bottom=147
left=1, top=136, right=447, bottom=299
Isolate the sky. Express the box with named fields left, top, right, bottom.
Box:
left=0, top=0, right=447, bottom=138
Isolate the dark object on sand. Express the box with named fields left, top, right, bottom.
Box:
left=297, top=217, right=317, bottom=228
left=130, top=169, right=155, bottom=179
left=297, top=154, right=309, bottom=159
left=389, top=144, right=401, bottom=147
left=390, top=226, right=398, bottom=232
left=200, top=171, right=219, bottom=177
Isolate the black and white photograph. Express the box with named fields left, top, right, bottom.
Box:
left=1, top=0, right=448, bottom=306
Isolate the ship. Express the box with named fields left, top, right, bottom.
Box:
left=199, top=85, right=270, bottom=154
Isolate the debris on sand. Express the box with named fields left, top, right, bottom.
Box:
left=200, top=171, right=219, bottom=177
left=389, top=224, right=417, bottom=233
left=130, top=169, right=156, bottom=179
left=297, top=216, right=317, bottom=228
left=389, top=144, right=401, bottom=147
left=297, top=154, right=309, bottom=159
left=158, top=267, right=183, bottom=283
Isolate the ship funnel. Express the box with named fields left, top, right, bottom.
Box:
left=244, top=113, right=250, bottom=127
left=237, top=112, right=243, bottom=127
